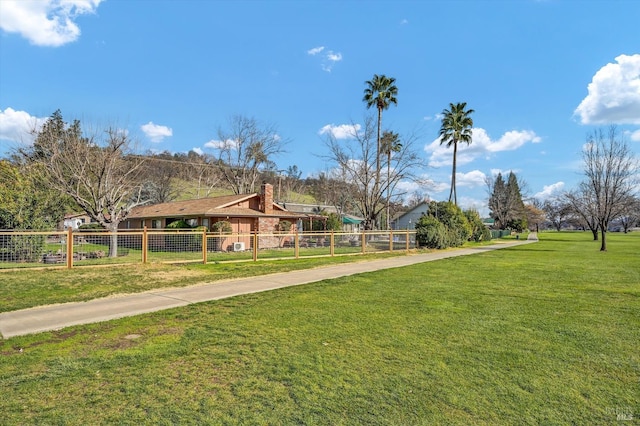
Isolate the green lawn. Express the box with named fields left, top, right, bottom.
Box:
left=0, top=251, right=407, bottom=312
left=0, top=232, right=638, bottom=424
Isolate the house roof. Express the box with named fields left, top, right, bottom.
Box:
left=127, top=193, right=304, bottom=220
left=342, top=214, right=363, bottom=224
left=64, top=212, right=91, bottom=220
left=393, top=202, right=429, bottom=222
left=277, top=203, right=365, bottom=223
left=277, top=202, right=339, bottom=214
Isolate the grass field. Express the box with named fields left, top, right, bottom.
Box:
left=0, top=232, right=638, bottom=424
left=0, top=251, right=407, bottom=312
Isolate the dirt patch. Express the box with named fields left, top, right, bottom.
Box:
left=144, top=268, right=206, bottom=282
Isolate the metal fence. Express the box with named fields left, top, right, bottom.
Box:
left=0, top=229, right=417, bottom=270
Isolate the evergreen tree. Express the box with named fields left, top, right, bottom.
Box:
left=488, top=173, right=508, bottom=229
left=488, top=172, right=527, bottom=230
left=505, top=172, right=527, bottom=231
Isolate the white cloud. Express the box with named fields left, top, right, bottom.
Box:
left=629, top=129, right=640, bottom=142
left=458, top=196, right=490, bottom=217
left=534, top=182, right=565, bottom=200
left=0, top=108, right=47, bottom=145
left=326, top=51, right=342, bottom=62
left=307, top=46, right=324, bottom=55
left=456, top=170, right=487, bottom=188
left=318, top=123, right=360, bottom=139
left=141, top=121, right=172, bottom=143
left=425, top=128, right=541, bottom=167
left=204, top=138, right=239, bottom=150
left=191, top=147, right=204, bottom=155
left=308, top=45, right=342, bottom=72
left=0, top=0, right=103, bottom=47
left=424, top=113, right=444, bottom=121
left=574, top=54, right=640, bottom=125
left=321, top=50, right=343, bottom=72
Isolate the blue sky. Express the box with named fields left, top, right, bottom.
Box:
left=1, top=0, right=639, bottom=215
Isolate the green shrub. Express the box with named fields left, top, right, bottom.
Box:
left=78, top=223, right=104, bottom=230
left=325, top=213, right=342, bottom=231
left=507, top=218, right=528, bottom=233
left=211, top=221, right=232, bottom=233
left=0, top=234, right=45, bottom=262
left=166, top=220, right=192, bottom=230
left=465, top=209, right=491, bottom=242
left=415, top=215, right=447, bottom=249
left=165, top=220, right=201, bottom=252
left=415, top=201, right=472, bottom=248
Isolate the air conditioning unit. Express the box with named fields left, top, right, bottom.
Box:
left=233, top=242, right=245, bottom=252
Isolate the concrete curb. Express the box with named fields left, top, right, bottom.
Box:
left=0, top=239, right=536, bottom=338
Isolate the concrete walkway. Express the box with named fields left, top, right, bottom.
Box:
left=0, top=237, right=537, bottom=338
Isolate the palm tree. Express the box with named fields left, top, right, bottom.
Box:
left=363, top=74, right=398, bottom=227
left=438, top=102, right=474, bottom=205
left=381, top=130, right=402, bottom=229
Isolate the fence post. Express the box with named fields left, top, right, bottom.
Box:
left=142, top=227, right=148, bottom=264
left=253, top=232, right=258, bottom=261
left=406, top=229, right=410, bottom=252
left=202, top=230, right=207, bottom=264
left=294, top=230, right=299, bottom=259
left=66, top=227, right=73, bottom=269
left=361, top=231, right=366, bottom=254
left=330, top=230, right=335, bottom=256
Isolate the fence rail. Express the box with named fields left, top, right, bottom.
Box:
left=0, top=228, right=417, bottom=270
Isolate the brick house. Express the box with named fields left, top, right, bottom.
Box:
left=120, top=183, right=306, bottom=250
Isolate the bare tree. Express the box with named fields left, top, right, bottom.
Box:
left=542, top=196, right=572, bottom=232
left=184, top=152, right=224, bottom=199
left=212, top=115, right=287, bottom=194
left=565, top=187, right=600, bottom=240
left=617, top=196, right=640, bottom=233
left=23, top=111, right=146, bottom=257
left=139, top=152, right=180, bottom=204
left=322, top=116, right=424, bottom=229
left=524, top=203, right=545, bottom=232
left=578, top=126, right=638, bottom=251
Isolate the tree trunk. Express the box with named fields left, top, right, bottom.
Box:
left=375, top=107, right=382, bottom=229
left=600, top=227, right=607, bottom=251
left=591, top=228, right=598, bottom=241
left=108, top=224, right=119, bottom=258
left=449, top=140, right=458, bottom=204
left=386, top=152, right=391, bottom=230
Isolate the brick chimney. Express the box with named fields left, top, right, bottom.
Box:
left=261, top=183, right=273, bottom=214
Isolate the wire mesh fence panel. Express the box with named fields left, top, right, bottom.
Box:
left=334, top=232, right=366, bottom=255
left=390, top=231, right=413, bottom=251
left=0, top=231, right=67, bottom=269
left=0, top=229, right=418, bottom=269
left=297, top=231, right=332, bottom=257
left=254, top=232, right=296, bottom=260
left=71, top=231, right=142, bottom=266
left=206, top=233, right=255, bottom=262
left=362, top=231, right=392, bottom=253
left=146, top=231, right=204, bottom=263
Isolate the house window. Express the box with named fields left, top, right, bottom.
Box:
left=152, top=220, right=162, bottom=229
left=186, top=218, right=199, bottom=227
left=202, top=218, right=209, bottom=229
